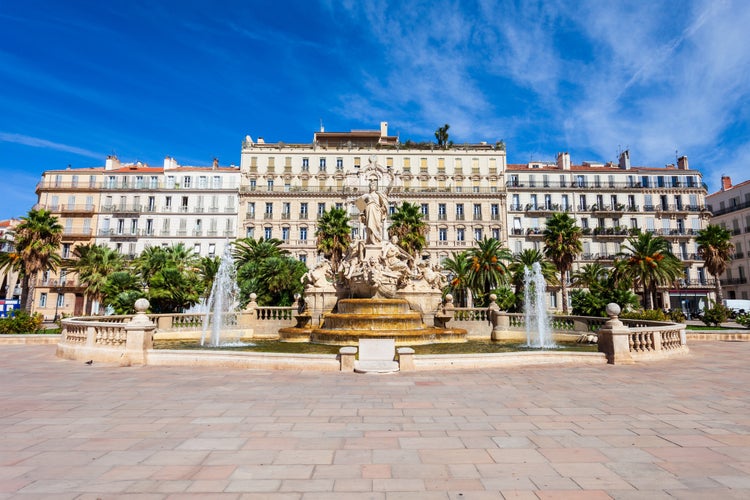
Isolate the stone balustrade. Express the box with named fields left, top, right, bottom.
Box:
left=58, top=299, right=687, bottom=369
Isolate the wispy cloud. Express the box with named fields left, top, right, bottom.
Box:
left=0, top=133, right=101, bottom=159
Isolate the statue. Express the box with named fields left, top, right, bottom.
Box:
left=355, top=181, right=388, bottom=245
left=382, top=235, right=414, bottom=275
left=417, top=260, right=447, bottom=290
left=301, top=261, right=333, bottom=290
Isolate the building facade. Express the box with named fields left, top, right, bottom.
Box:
left=706, top=176, right=750, bottom=300
left=21, top=121, right=712, bottom=316
left=33, top=157, right=240, bottom=318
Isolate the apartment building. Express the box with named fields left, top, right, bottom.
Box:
left=32, top=156, right=240, bottom=318
left=507, top=151, right=710, bottom=310
left=0, top=218, right=21, bottom=302
left=239, top=122, right=508, bottom=265
left=706, top=176, right=750, bottom=300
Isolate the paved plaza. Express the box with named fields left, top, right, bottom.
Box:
left=1, top=342, right=749, bottom=499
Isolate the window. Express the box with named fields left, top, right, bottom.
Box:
left=213, top=176, right=222, bottom=188
left=438, top=203, right=446, bottom=220
left=318, top=203, right=326, bottom=216
left=183, top=176, right=192, bottom=188
left=165, top=196, right=172, bottom=210
left=473, top=204, right=482, bottom=219
left=62, top=243, right=71, bottom=259
left=457, top=228, right=465, bottom=241
left=57, top=293, right=65, bottom=308
left=336, top=158, right=343, bottom=170
left=282, top=202, right=291, bottom=218
left=267, top=179, right=274, bottom=191
left=249, top=179, right=257, bottom=190
left=491, top=204, right=499, bottom=219
left=246, top=227, right=255, bottom=238
left=194, top=243, right=201, bottom=254
left=300, top=202, right=308, bottom=219
left=247, top=202, right=255, bottom=217
left=421, top=204, right=429, bottom=217
left=282, top=227, right=290, bottom=241
left=265, top=202, right=273, bottom=217
left=511, top=194, right=520, bottom=210
left=319, top=158, right=326, bottom=171
left=439, top=228, right=447, bottom=241
left=300, top=227, right=308, bottom=241
left=474, top=228, right=482, bottom=241
left=302, top=158, right=309, bottom=171
left=492, top=228, right=500, bottom=239
left=198, top=176, right=207, bottom=189
left=264, top=227, right=272, bottom=239
left=456, top=204, right=464, bottom=220
left=39, top=293, right=47, bottom=308
left=208, top=244, right=216, bottom=257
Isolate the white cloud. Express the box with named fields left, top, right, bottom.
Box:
left=0, top=133, right=101, bottom=159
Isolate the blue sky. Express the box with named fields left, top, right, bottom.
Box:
left=2, top=0, right=749, bottom=219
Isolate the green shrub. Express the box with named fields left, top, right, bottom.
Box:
left=0, top=310, right=44, bottom=334
left=735, top=312, right=750, bottom=329
left=620, top=309, right=668, bottom=321
left=667, top=309, right=686, bottom=323
left=701, top=304, right=731, bottom=327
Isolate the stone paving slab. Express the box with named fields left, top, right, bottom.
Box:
left=1, top=342, right=749, bottom=498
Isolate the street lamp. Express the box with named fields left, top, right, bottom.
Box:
left=54, top=286, right=63, bottom=322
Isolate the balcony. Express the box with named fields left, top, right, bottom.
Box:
left=590, top=204, right=626, bottom=215
left=721, top=277, right=748, bottom=286
left=101, top=204, right=142, bottom=214
left=525, top=228, right=544, bottom=237
left=61, top=229, right=93, bottom=240
left=591, top=227, right=630, bottom=238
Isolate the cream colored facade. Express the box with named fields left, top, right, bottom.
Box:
left=239, top=122, right=507, bottom=265
left=706, top=176, right=750, bottom=300
left=33, top=157, right=240, bottom=319
left=507, top=152, right=711, bottom=311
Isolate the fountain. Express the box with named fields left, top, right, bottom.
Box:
left=523, top=262, right=555, bottom=348
left=200, top=244, right=241, bottom=347
left=279, top=157, right=467, bottom=346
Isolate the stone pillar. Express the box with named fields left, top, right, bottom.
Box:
left=597, top=303, right=634, bottom=365
left=397, top=347, right=415, bottom=371
left=121, top=298, right=156, bottom=367
left=339, top=346, right=357, bottom=371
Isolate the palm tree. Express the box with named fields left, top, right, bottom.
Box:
left=696, top=224, right=734, bottom=304
left=442, top=251, right=472, bottom=307
left=315, top=207, right=351, bottom=274
left=232, top=237, right=287, bottom=269
left=509, top=248, right=557, bottom=298
left=571, top=263, right=609, bottom=289
left=434, top=123, right=450, bottom=148
left=542, top=213, right=582, bottom=313
left=468, top=237, right=512, bottom=305
left=388, top=202, right=427, bottom=258
left=617, top=232, right=682, bottom=310
left=67, top=243, right=124, bottom=314
left=11, top=209, right=63, bottom=312
left=198, top=256, right=221, bottom=301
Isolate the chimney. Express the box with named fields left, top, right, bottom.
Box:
left=556, top=152, right=570, bottom=170
left=212, top=158, right=219, bottom=170
left=163, top=156, right=179, bottom=170
left=380, top=121, right=388, bottom=137
left=618, top=150, right=631, bottom=170
left=677, top=155, right=689, bottom=170
left=722, top=176, right=732, bottom=191
left=105, top=155, right=120, bottom=171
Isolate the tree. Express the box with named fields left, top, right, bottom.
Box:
left=468, top=237, right=512, bottom=306
left=198, top=256, right=221, bottom=301
left=434, top=123, right=450, bottom=148
left=134, top=244, right=202, bottom=313
left=442, top=251, right=472, bottom=307
left=11, top=209, right=63, bottom=312
left=101, top=271, right=145, bottom=315
left=542, top=213, right=582, bottom=313
left=233, top=237, right=304, bottom=306
left=696, top=224, right=734, bottom=304
left=616, top=232, right=682, bottom=310
left=315, top=207, right=351, bottom=275
left=509, top=248, right=557, bottom=298
left=67, top=243, right=124, bottom=314
left=388, top=202, right=427, bottom=258
left=570, top=263, right=608, bottom=289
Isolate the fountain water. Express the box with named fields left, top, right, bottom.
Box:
left=201, top=244, right=240, bottom=347
left=523, top=262, right=555, bottom=348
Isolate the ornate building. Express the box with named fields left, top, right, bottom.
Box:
left=706, top=176, right=750, bottom=301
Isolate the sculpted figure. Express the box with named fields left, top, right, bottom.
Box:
left=355, top=181, right=388, bottom=245
left=301, top=261, right=332, bottom=290
left=418, top=260, right=447, bottom=290
left=382, top=235, right=413, bottom=274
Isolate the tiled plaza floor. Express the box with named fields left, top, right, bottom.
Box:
left=1, top=342, right=749, bottom=499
